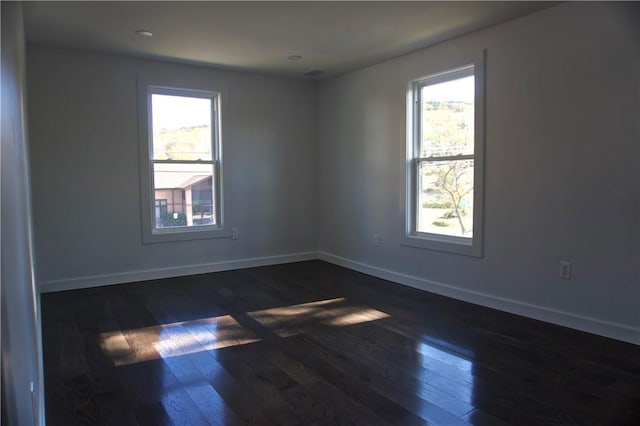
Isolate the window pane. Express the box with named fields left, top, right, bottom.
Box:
left=420, top=75, right=474, bottom=157
left=151, top=94, right=212, bottom=161
left=153, top=163, right=216, bottom=229
left=417, top=159, right=474, bottom=238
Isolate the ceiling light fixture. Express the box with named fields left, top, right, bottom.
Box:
left=288, top=55, right=302, bottom=61
left=135, top=30, right=153, bottom=37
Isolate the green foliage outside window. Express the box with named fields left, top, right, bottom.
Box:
left=162, top=212, right=187, bottom=227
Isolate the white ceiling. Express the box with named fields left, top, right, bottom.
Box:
left=23, top=1, right=555, bottom=79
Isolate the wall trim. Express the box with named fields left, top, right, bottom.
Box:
left=318, top=251, right=640, bottom=345
left=39, top=251, right=319, bottom=293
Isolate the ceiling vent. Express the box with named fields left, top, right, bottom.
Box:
left=303, top=69, right=325, bottom=77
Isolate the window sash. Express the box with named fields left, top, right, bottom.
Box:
left=414, top=154, right=474, bottom=163
left=148, top=87, right=219, bottom=162
left=413, top=65, right=474, bottom=163
left=149, top=160, right=220, bottom=231
left=413, top=158, right=474, bottom=239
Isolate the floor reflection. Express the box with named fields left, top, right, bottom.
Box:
left=43, top=262, right=640, bottom=425
left=416, top=337, right=475, bottom=407
left=97, top=296, right=392, bottom=424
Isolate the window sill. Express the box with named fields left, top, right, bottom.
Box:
left=143, top=226, right=230, bottom=244
left=401, top=234, right=482, bottom=258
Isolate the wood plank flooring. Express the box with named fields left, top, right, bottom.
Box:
left=41, top=260, right=640, bottom=425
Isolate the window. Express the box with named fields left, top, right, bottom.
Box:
left=138, top=80, right=226, bottom=243
left=405, top=53, right=485, bottom=257
left=154, top=199, right=168, bottom=220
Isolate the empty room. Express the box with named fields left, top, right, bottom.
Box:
left=2, top=1, right=639, bottom=425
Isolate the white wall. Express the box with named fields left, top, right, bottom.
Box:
left=1, top=2, right=43, bottom=425
left=317, top=2, right=640, bottom=343
left=27, top=47, right=318, bottom=291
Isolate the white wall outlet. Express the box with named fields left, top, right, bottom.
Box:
left=560, top=260, right=572, bottom=280
left=30, top=381, right=38, bottom=424
left=373, top=233, right=380, bottom=247
left=231, top=227, right=239, bottom=240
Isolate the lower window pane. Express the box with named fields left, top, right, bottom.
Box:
left=153, top=163, right=216, bottom=229
left=417, top=159, right=474, bottom=238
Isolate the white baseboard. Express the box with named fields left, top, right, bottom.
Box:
left=318, top=251, right=640, bottom=345
left=39, top=249, right=639, bottom=345
left=40, top=251, right=319, bottom=293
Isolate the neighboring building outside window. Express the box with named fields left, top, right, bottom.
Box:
left=405, top=52, right=485, bottom=257
left=138, top=80, right=226, bottom=243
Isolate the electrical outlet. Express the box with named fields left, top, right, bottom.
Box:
left=560, top=260, right=572, bottom=280
left=30, top=381, right=37, bottom=424
left=373, top=233, right=380, bottom=247
left=231, top=228, right=239, bottom=240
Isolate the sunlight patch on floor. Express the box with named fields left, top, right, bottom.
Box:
left=99, top=297, right=390, bottom=365
left=99, top=314, right=260, bottom=366
left=248, top=297, right=390, bottom=337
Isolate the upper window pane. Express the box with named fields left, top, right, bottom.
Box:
left=420, top=75, right=474, bottom=158
left=151, top=94, right=212, bottom=161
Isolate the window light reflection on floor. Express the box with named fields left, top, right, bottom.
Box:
left=417, top=338, right=475, bottom=404
left=99, top=297, right=390, bottom=366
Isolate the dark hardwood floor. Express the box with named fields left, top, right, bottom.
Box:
left=41, top=260, right=640, bottom=426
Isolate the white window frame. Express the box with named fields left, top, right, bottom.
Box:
left=403, top=51, right=485, bottom=257
left=138, top=77, right=228, bottom=244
